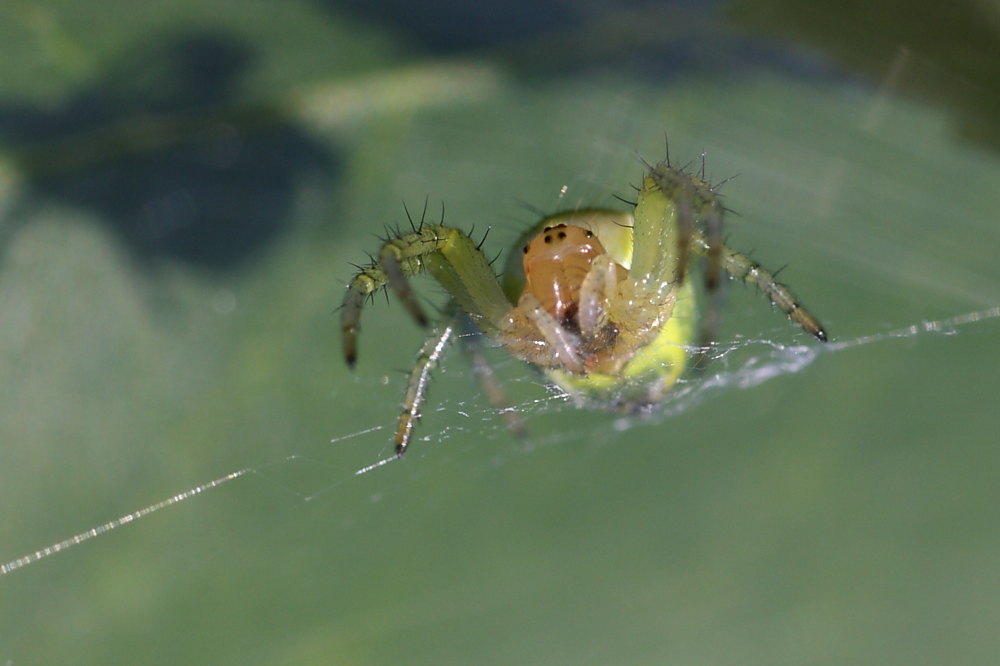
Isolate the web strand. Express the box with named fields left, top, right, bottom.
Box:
left=3, top=306, right=997, bottom=576
left=1, top=468, right=252, bottom=576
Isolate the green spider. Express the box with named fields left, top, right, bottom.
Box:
left=341, top=158, right=827, bottom=456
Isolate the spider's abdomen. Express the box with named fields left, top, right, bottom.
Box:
left=521, top=224, right=607, bottom=326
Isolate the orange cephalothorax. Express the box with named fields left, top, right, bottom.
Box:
left=521, top=223, right=611, bottom=327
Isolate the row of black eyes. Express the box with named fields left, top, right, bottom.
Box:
left=522, top=225, right=594, bottom=254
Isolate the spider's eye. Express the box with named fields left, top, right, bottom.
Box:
left=522, top=245, right=529, bottom=254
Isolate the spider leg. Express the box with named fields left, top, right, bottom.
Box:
left=632, top=161, right=825, bottom=344
left=341, top=267, right=380, bottom=368
left=341, top=225, right=512, bottom=368
left=631, top=163, right=691, bottom=289
left=381, top=246, right=429, bottom=329
left=577, top=254, right=614, bottom=338
left=578, top=253, right=633, bottom=352
left=396, top=309, right=528, bottom=456
left=395, top=308, right=458, bottom=456
left=693, top=182, right=724, bottom=291
left=691, top=232, right=828, bottom=342
left=691, top=272, right=727, bottom=370
left=686, top=190, right=726, bottom=369
left=456, top=313, right=527, bottom=443
left=519, top=292, right=584, bottom=373
left=641, top=162, right=727, bottom=289
left=673, top=184, right=694, bottom=286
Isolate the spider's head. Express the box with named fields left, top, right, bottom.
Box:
left=521, top=223, right=605, bottom=326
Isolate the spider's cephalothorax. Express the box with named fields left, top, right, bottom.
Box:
left=341, top=160, right=827, bottom=455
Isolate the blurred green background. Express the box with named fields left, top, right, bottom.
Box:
left=2, top=1, right=999, bottom=664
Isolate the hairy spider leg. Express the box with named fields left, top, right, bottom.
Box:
left=651, top=164, right=695, bottom=286
left=643, top=162, right=726, bottom=289
left=691, top=177, right=724, bottom=290
left=519, top=291, right=585, bottom=373
left=395, top=308, right=529, bottom=455
left=630, top=166, right=687, bottom=293
left=341, top=225, right=511, bottom=367
left=577, top=254, right=624, bottom=341
left=690, top=232, right=828, bottom=342
left=456, top=313, right=527, bottom=443
left=646, top=164, right=726, bottom=365
left=632, top=163, right=825, bottom=358
left=396, top=313, right=456, bottom=454
left=691, top=180, right=727, bottom=366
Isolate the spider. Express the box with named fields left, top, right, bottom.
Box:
left=341, top=158, right=827, bottom=456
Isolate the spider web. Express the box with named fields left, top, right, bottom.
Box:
left=4, top=304, right=997, bottom=576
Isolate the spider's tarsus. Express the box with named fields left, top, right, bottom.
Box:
left=343, top=336, right=359, bottom=368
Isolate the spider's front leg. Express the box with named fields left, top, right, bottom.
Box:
left=341, top=225, right=510, bottom=368
left=635, top=162, right=724, bottom=292
left=395, top=311, right=458, bottom=454
left=633, top=161, right=827, bottom=346
left=341, top=223, right=516, bottom=455
left=516, top=292, right=585, bottom=374
left=690, top=233, right=828, bottom=342
left=396, top=307, right=528, bottom=456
